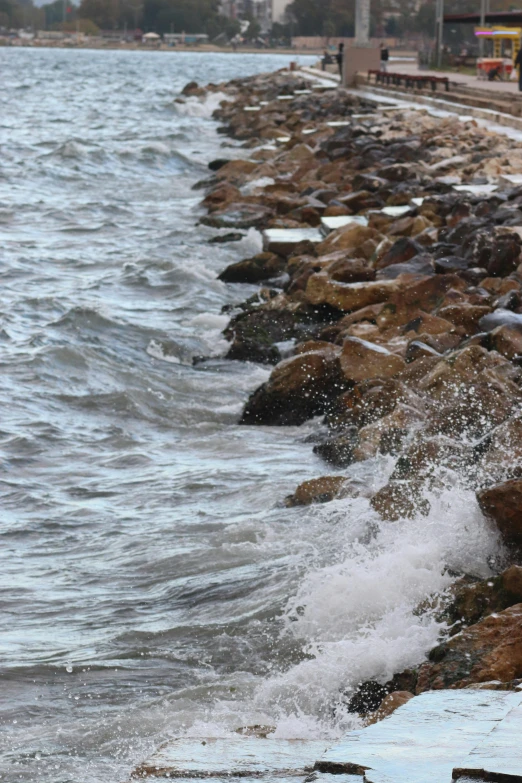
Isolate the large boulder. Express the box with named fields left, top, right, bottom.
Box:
left=477, top=479, right=522, bottom=546
left=201, top=202, right=273, bottom=229
left=340, top=336, right=406, bottom=383
left=240, top=349, right=346, bottom=426
left=218, top=252, right=285, bottom=284
left=284, top=476, right=357, bottom=507
left=417, top=603, right=522, bottom=691
left=306, top=273, right=399, bottom=313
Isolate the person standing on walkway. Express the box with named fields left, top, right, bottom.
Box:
left=515, top=47, right=522, bottom=91
left=336, top=42, right=344, bottom=79
left=380, top=43, right=389, bottom=72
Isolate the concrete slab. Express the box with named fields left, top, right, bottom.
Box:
left=453, top=184, right=498, bottom=196
left=453, top=700, right=522, bottom=782
left=263, top=228, right=323, bottom=254
left=315, top=690, right=522, bottom=783
left=321, top=216, right=369, bottom=234
left=131, top=737, right=330, bottom=780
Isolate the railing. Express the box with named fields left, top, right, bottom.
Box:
left=368, top=70, right=450, bottom=91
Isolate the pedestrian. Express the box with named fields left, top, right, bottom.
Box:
left=336, top=42, right=344, bottom=79
left=322, top=49, right=332, bottom=71
left=515, top=47, right=522, bottom=91
left=380, top=42, right=389, bottom=72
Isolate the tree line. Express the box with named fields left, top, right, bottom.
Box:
left=1, top=0, right=516, bottom=40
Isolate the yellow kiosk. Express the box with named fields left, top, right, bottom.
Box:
left=474, top=25, right=521, bottom=79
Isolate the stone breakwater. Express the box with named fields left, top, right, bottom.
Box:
left=187, top=71, right=522, bottom=723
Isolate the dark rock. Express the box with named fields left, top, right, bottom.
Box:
left=479, top=308, right=522, bottom=332
left=346, top=681, right=388, bottom=714
left=377, top=255, right=435, bottom=280
left=433, top=255, right=470, bottom=274
left=313, top=428, right=359, bottom=467
left=208, top=232, right=244, bottom=244
left=405, top=340, right=441, bottom=363
left=377, top=237, right=423, bottom=269
left=240, top=349, right=347, bottom=426
left=218, top=252, right=285, bottom=284
left=201, top=203, right=273, bottom=230
left=208, top=158, right=231, bottom=171
left=477, top=479, right=522, bottom=546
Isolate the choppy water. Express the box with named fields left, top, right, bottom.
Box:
left=0, top=48, right=503, bottom=783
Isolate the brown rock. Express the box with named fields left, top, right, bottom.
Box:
left=490, top=323, right=522, bottom=360
left=437, top=304, right=491, bottom=336
left=477, top=479, right=522, bottom=546
left=326, top=257, right=376, bottom=284
left=417, top=603, right=522, bottom=691
left=306, top=274, right=399, bottom=312
left=353, top=403, right=424, bottom=462
left=316, top=224, right=379, bottom=256
left=218, top=252, right=285, bottom=284
left=284, top=476, right=356, bottom=507
left=215, top=159, right=259, bottom=184
left=371, top=480, right=430, bottom=521
left=340, top=337, right=406, bottom=382
left=240, top=349, right=347, bottom=426
left=364, top=692, right=414, bottom=726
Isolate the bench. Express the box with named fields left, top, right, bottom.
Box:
left=368, top=69, right=450, bottom=92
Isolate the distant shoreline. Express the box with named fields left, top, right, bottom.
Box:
left=0, top=41, right=324, bottom=56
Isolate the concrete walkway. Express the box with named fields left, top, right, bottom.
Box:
left=386, top=60, right=521, bottom=95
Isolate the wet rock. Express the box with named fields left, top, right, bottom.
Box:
left=364, top=691, right=415, bottom=726
left=306, top=274, right=399, bottom=313
left=313, top=428, right=359, bottom=468
left=390, top=434, right=471, bottom=481
left=201, top=203, right=273, bottom=230
left=370, top=480, right=430, bottom=521
left=479, top=308, right=522, bottom=332
left=346, top=681, right=388, bottom=714
left=208, top=232, right=244, bottom=244
left=284, top=475, right=355, bottom=507
left=316, top=224, right=379, bottom=256
left=405, top=340, right=441, bottom=363
left=240, top=349, right=347, bottom=426
left=218, top=253, right=285, bottom=284
left=202, top=182, right=242, bottom=210
left=417, top=603, right=522, bottom=691
left=340, top=337, right=405, bottom=383
left=377, top=256, right=435, bottom=280
left=490, top=323, right=522, bottom=360
left=437, top=304, right=491, bottom=336
left=181, top=80, right=199, bottom=95
left=377, top=237, right=423, bottom=270
left=224, top=308, right=295, bottom=364
left=326, top=257, right=376, bottom=284
left=444, top=566, right=522, bottom=632
left=434, top=256, right=471, bottom=274
left=208, top=158, right=231, bottom=171
left=478, top=479, right=522, bottom=546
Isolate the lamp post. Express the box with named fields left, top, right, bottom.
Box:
left=354, top=0, right=370, bottom=46
left=436, top=0, right=444, bottom=68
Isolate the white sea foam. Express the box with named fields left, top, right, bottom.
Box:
left=248, top=481, right=502, bottom=732
left=175, top=91, right=229, bottom=119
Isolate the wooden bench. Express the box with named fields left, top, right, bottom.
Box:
left=368, top=69, right=450, bottom=92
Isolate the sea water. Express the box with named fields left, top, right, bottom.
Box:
left=0, top=48, right=502, bottom=782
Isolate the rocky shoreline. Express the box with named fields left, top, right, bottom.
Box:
left=184, top=71, right=522, bottom=724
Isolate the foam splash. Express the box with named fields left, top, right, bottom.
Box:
left=175, top=91, right=229, bottom=119
left=248, top=481, right=502, bottom=733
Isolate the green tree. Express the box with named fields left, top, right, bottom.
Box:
left=78, top=0, right=120, bottom=29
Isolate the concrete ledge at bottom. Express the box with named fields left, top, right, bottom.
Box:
left=315, top=690, right=522, bottom=783
left=130, top=738, right=330, bottom=779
